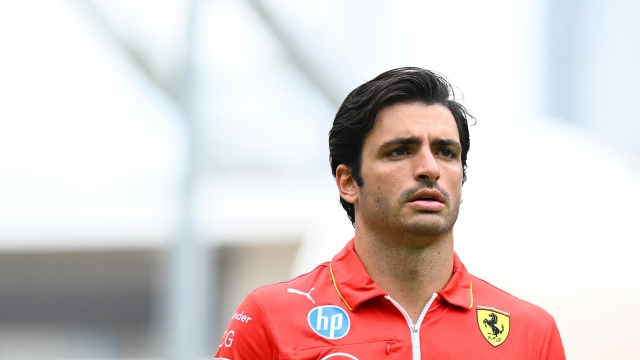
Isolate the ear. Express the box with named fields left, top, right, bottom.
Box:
left=335, top=164, right=359, bottom=204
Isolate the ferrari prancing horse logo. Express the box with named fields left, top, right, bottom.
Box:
left=476, top=306, right=510, bottom=347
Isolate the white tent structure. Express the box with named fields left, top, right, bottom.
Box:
left=0, top=1, right=185, bottom=249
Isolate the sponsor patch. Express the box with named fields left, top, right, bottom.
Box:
left=308, top=305, right=350, bottom=339
left=218, top=330, right=234, bottom=348
left=320, top=353, right=359, bottom=360
left=287, top=287, right=316, bottom=303
left=477, top=306, right=510, bottom=347
left=231, top=310, right=252, bottom=323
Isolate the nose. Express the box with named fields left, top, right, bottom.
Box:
left=413, top=148, right=440, bottom=183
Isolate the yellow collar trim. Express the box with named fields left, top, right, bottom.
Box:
left=329, top=261, right=353, bottom=311
left=468, top=281, right=474, bottom=309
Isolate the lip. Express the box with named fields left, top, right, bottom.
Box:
left=408, top=189, right=444, bottom=203
left=407, top=189, right=445, bottom=211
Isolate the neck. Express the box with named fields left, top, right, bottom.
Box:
left=353, top=226, right=454, bottom=322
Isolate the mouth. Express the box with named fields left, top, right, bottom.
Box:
left=408, top=190, right=444, bottom=204
left=407, top=189, right=446, bottom=211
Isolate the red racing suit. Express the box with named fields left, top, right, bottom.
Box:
left=215, top=239, right=565, bottom=359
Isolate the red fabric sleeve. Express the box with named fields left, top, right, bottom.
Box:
left=539, top=316, right=566, bottom=360
left=214, top=292, right=278, bottom=360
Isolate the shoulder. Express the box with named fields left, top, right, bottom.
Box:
left=250, top=262, right=331, bottom=303
left=471, top=274, right=555, bottom=330
left=239, top=261, right=335, bottom=327
left=468, top=275, right=565, bottom=359
left=215, top=263, right=332, bottom=359
left=472, top=275, right=551, bottom=316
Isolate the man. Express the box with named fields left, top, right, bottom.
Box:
left=215, top=68, right=565, bottom=359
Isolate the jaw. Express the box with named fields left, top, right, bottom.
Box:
left=401, top=204, right=460, bottom=236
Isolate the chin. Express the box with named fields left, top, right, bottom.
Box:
left=402, top=221, right=449, bottom=235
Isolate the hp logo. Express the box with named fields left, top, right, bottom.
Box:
left=308, top=305, right=350, bottom=339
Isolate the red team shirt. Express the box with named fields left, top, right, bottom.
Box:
left=216, top=239, right=565, bottom=359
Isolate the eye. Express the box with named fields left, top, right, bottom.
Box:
left=388, top=147, right=409, bottom=157
left=438, top=148, right=456, bottom=159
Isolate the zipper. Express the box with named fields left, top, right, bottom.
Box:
left=386, top=337, right=396, bottom=354
left=385, top=293, right=438, bottom=360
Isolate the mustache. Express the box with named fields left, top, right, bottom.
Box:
left=399, top=182, right=450, bottom=203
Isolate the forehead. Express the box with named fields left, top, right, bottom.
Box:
left=365, top=103, right=459, bottom=146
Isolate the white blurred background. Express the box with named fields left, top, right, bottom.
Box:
left=0, top=0, right=638, bottom=359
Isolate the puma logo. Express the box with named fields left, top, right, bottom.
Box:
left=287, top=287, right=315, bottom=303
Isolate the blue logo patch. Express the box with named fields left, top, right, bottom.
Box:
left=308, top=305, right=350, bottom=339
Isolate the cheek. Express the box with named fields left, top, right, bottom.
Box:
left=443, top=164, right=464, bottom=182
left=442, top=168, right=464, bottom=194
left=371, top=171, right=403, bottom=192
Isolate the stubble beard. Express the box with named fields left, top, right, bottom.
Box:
left=358, top=182, right=460, bottom=246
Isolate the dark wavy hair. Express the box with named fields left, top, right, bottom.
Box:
left=329, top=67, right=474, bottom=226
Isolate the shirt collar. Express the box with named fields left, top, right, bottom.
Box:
left=437, top=252, right=474, bottom=309
left=330, top=238, right=474, bottom=311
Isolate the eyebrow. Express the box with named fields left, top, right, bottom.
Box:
left=379, top=136, right=462, bottom=150
left=379, top=136, right=422, bottom=150
left=431, top=138, right=462, bottom=150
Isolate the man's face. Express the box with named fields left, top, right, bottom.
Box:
left=353, top=102, right=464, bottom=240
